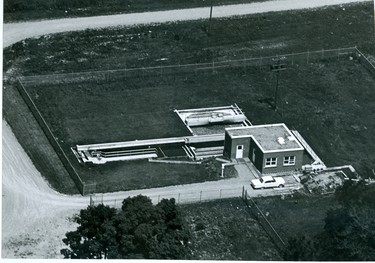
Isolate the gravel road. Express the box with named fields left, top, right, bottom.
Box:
left=2, top=120, right=296, bottom=258
left=3, top=0, right=370, bottom=48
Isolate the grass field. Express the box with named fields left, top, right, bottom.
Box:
left=180, top=198, right=281, bottom=260
left=253, top=193, right=340, bottom=240
left=180, top=194, right=340, bottom=260
left=4, top=0, right=268, bottom=22
left=22, top=56, right=375, bottom=184
left=3, top=2, right=374, bottom=194
left=4, top=2, right=374, bottom=76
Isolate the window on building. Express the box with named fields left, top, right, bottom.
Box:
left=283, top=156, right=295, bottom=166
left=265, top=157, right=277, bottom=167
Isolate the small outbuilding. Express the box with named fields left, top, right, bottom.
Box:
left=223, top=123, right=304, bottom=174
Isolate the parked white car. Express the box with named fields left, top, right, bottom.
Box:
left=251, top=176, right=285, bottom=189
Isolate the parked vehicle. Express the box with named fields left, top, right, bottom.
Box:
left=251, top=176, right=285, bottom=189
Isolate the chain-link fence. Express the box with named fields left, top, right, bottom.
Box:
left=354, top=47, right=375, bottom=77
left=16, top=79, right=96, bottom=195
left=20, top=47, right=357, bottom=86
left=89, top=185, right=245, bottom=209
left=242, top=188, right=286, bottom=251
left=17, top=46, right=366, bottom=196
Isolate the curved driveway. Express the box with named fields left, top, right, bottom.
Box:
left=3, top=0, right=370, bottom=48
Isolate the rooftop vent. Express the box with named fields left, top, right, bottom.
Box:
left=277, top=137, right=286, bottom=145
left=287, top=135, right=295, bottom=141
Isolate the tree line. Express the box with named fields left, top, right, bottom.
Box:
left=61, top=195, right=190, bottom=259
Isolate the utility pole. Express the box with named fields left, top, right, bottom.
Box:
left=270, top=57, right=287, bottom=111
left=208, top=0, right=213, bottom=34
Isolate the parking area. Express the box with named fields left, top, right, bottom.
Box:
left=234, top=161, right=303, bottom=196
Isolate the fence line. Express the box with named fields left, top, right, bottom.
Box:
left=354, top=47, right=375, bottom=77
left=20, top=47, right=357, bottom=85
left=242, top=188, right=286, bottom=250
left=16, top=80, right=96, bottom=195
left=16, top=46, right=368, bottom=195
left=89, top=186, right=245, bottom=209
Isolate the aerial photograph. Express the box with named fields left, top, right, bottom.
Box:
left=2, top=0, right=375, bottom=260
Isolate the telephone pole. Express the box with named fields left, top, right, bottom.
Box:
left=270, top=57, right=287, bottom=111
left=208, top=0, right=213, bottom=34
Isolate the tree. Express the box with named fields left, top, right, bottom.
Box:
left=61, top=204, right=118, bottom=259
left=284, top=180, right=375, bottom=261
left=61, top=195, right=190, bottom=259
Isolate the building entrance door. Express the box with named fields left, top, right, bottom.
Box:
left=236, top=145, right=244, bottom=159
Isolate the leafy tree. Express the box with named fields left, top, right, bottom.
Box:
left=284, top=180, right=375, bottom=261
left=61, top=195, right=190, bottom=259
left=61, top=204, right=117, bottom=259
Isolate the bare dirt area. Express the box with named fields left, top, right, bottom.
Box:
left=1, top=121, right=87, bottom=258
left=301, top=172, right=345, bottom=194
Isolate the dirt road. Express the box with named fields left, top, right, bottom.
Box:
left=3, top=0, right=369, bottom=48
left=2, top=119, right=298, bottom=258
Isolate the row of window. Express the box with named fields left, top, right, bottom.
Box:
left=265, top=156, right=295, bottom=168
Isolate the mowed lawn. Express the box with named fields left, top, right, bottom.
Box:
left=24, top=57, right=375, bottom=179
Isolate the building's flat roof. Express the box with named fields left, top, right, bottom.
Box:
left=226, top=123, right=304, bottom=153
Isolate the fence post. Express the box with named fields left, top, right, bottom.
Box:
left=307, top=51, right=310, bottom=63
left=220, top=189, right=222, bottom=199
left=291, top=53, right=294, bottom=65
left=90, top=195, right=94, bottom=206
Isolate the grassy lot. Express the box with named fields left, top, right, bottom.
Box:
left=3, top=2, right=374, bottom=194
left=180, top=198, right=281, bottom=260
left=253, top=193, right=340, bottom=240
left=180, top=194, right=341, bottom=260
left=4, top=0, right=268, bottom=22
left=22, top=57, right=375, bottom=180
left=4, top=2, right=374, bottom=76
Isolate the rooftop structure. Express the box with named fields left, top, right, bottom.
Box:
left=225, top=123, right=304, bottom=152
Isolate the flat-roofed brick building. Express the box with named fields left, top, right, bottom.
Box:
left=223, top=123, right=304, bottom=174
